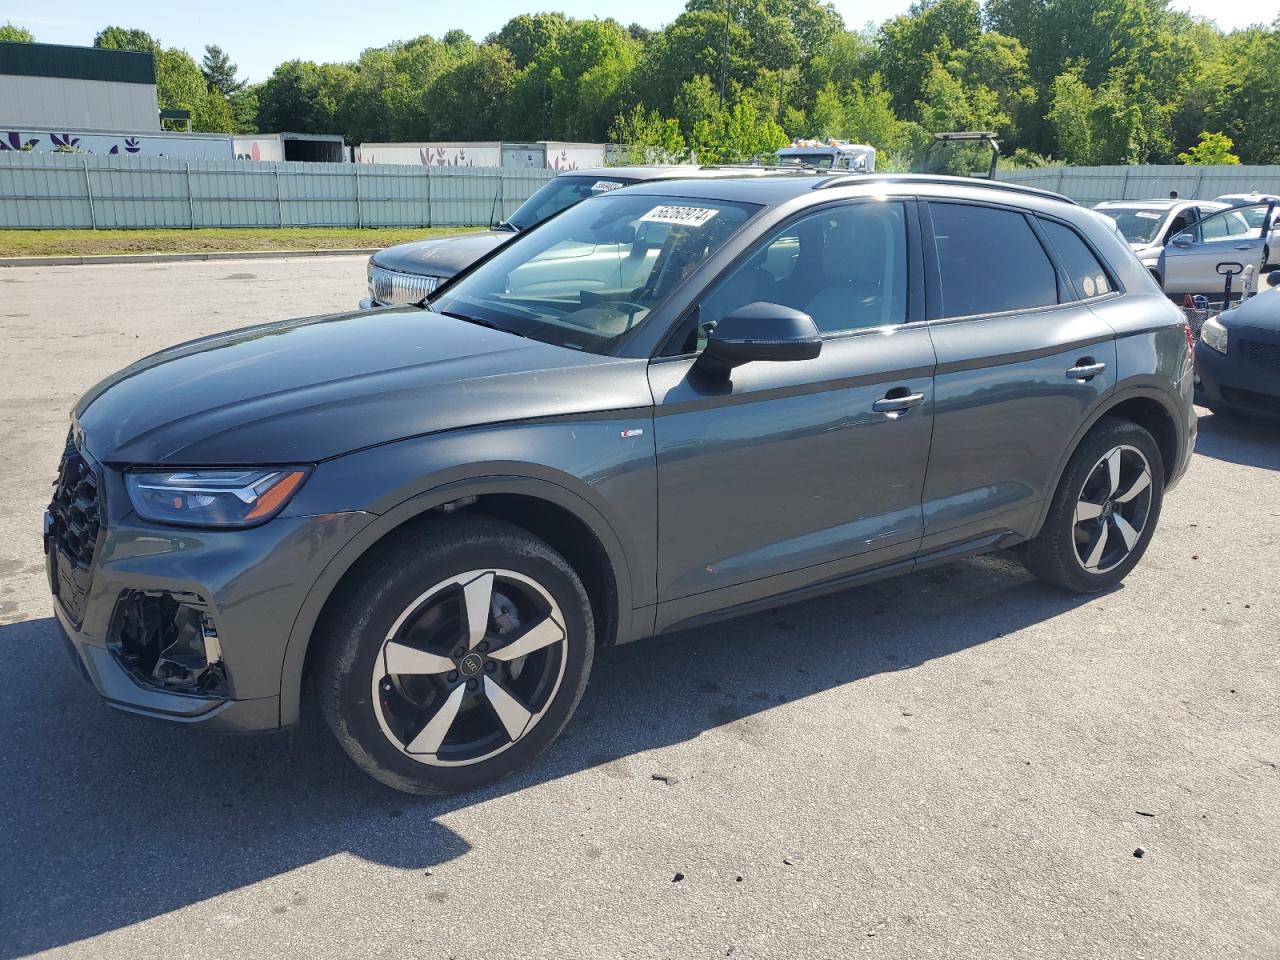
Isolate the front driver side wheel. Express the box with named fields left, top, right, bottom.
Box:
left=1022, top=419, right=1165, bottom=593
left=313, top=516, right=595, bottom=795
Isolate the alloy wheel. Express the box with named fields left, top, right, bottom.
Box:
left=1071, top=444, right=1154, bottom=575
left=370, top=569, right=568, bottom=767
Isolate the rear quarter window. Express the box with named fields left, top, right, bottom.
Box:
left=1040, top=218, right=1114, bottom=300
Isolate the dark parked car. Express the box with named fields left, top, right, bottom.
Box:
left=48, top=174, right=1196, bottom=795
left=1195, top=289, right=1280, bottom=416
left=361, top=165, right=807, bottom=309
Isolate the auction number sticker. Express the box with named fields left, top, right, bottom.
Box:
left=639, top=204, right=719, bottom=227
left=591, top=180, right=624, bottom=193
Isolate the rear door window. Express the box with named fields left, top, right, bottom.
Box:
left=1040, top=218, right=1113, bottom=300
left=928, top=202, right=1059, bottom=317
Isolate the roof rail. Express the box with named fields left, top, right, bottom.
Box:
left=700, top=162, right=822, bottom=172
left=813, top=173, right=1077, bottom=205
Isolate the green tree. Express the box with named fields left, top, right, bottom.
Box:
left=0, top=22, right=35, bottom=42
left=877, top=0, right=982, bottom=118
left=431, top=44, right=517, bottom=140
left=609, top=104, right=687, bottom=162
left=201, top=44, right=245, bottom=97
left=689, top=95, right=789, bottom=163
left=93, top=26, right=161, bottom=53
left=257, top=60, right=354, bottom=134
left=1177, top=131, right=1241, bottom=165
left=492, top=13, right=567, bottom=68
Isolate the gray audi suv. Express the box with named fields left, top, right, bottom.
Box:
left=47, top=174, right=1196, bottom=794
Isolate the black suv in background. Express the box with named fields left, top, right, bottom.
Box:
left=360, top=165, right=809, bottom=308
left=50, top=174, right=1195, bottom=795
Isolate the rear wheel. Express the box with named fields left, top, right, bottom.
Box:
left=314, top=517, right=594, bottom=795
left=1022, top=419, right=1164, bottom=593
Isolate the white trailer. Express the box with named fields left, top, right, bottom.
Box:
left=0, top=127, right=233, bottom=158
left=232, top=132, right=348, bottom=163
left=355, top=141, right=610, bottom=169
left=543, top=142, right=607, bottom=170
left=501, top=142, right=547, bottom=169
left=356, top=142, right=503, bottom=167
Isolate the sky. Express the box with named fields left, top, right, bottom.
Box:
left=1, top=0, right=1276, bottom=83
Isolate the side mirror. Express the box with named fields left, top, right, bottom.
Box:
left=1170, top=233, right=1193, bottom=248
left=695, top=302, right=821, bottom=376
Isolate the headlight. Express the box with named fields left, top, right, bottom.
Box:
left=369, top=264, right=440, bottom=305
left=1199, top=316, right=1229, bottom=355
left=126, top=468, right=310, bottom=527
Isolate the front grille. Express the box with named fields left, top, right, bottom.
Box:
left=370, top=265, right=440, bottom=306
left=47, top=433, right=102, bottom=625
left=1242, top=339, right=1280, bottom=372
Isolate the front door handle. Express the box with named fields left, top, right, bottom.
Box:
left=1066, top=360, right=1107, bottom=381
left=873, top=391, right=925, bottom=414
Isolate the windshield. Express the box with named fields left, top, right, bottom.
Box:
left=504, top=175, right=635, bottom=231
left=432, top=192, right=760, bottom=354
left=1096, top=207, right=1166, bottom=244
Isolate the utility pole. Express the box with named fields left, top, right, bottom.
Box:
left=719, top=0, right=730, bottom=109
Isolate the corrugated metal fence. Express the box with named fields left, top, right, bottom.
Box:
left=996, top=165, right=1280, bottom=206
left=6, top=154, right=1280, bottom=229
left=0, top=152, right=557, bottom=229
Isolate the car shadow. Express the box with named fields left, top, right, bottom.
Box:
left=0, top=553, right=1102, bottom=956
left=1192, top=407, right=1280, bottom=471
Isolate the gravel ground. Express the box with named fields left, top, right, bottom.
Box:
left=0, top=257, right=1277, bottom=960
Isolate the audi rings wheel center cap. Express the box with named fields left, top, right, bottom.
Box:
left=459, top=653, right=485, bottom=677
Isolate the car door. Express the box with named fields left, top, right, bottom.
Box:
left=1161, top=203, right=1273, bottom=297
left=647, top=199, right=937, bottom=630
left=918, top=201, right=1118, bottom=552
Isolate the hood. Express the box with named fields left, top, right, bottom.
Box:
left=74, top=308, right=650, bottom=466
left=1220, top=291, right=1280, bottom=333
left=372, top=231, right=512, bottom=279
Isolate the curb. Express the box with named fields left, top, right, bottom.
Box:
left=0, top=248, right=379, bottom=267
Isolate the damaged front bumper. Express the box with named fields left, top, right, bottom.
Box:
left=46, top=483, right=372, bottom=732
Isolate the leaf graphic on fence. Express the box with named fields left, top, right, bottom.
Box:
left=1, top=132, right=40, bottom=151
left=124, top=137, right=141, bottom=153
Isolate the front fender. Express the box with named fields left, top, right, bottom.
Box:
left=276, top=418, right=657, bottom=726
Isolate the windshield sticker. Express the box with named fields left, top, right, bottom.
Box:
left=1134, top=211, right=1162, bottom=219
left=639, top=204, right=719, bottom=227
left=591, top=180, right=624, bottom=193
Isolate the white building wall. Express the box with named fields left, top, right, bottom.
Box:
left=0, top=75, right=160, bottom=131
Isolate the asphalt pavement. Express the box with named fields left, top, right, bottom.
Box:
left=0, top=256, right=1277, bottom=959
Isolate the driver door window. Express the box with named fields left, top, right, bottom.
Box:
left=1191, top=209, right=1252, bottom=243
left=687, top=201, right=908, bottom=352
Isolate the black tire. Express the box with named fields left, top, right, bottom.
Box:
left=1022, top=418, right=1165, bottom=593
left=313, top=515, right=595, bottom=795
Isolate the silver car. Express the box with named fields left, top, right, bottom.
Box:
left=1159, top=199, right=1278, bottom=299
left=1094, top=199, right=1226, bottom=284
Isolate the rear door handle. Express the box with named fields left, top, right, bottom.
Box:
left=873, top=391, right=925, bottom=414
left=1066, top=360, right=1107, bottom=381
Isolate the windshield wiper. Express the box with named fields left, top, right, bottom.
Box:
left=430, top=307, right=516, bottom=336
